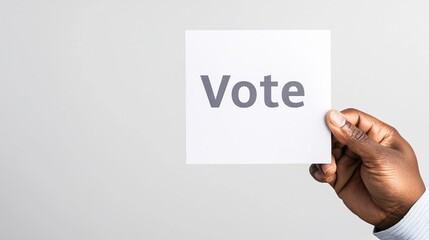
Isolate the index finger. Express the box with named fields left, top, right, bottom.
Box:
left=339, top=108, right=401, bottom=149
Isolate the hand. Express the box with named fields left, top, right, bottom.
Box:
left=310, top=108, right=426, bottom=230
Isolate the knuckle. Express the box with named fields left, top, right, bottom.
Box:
left=389, top=127, right=400, bottom=137
left=317, top=175, right=328, bottom=183
left=342, top=108, right=359, bottom=114
left=383, top=126, right=403, bottom=148
left=325, top=175, right=335, bottom=184
left=346, top=123, right=368, bottom=142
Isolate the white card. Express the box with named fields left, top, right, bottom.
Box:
left=186, top=30, right=331, bottom=164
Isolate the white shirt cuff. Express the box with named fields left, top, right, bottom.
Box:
left=374, top=190, right=429, bottom=240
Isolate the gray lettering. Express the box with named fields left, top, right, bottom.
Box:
left=260, top=75, right=278, bottom=108
left=201, top=75, right=230, bottom=108
left=282, top=81, right=305, bottom=108
left=232, top=81, right=257, bottom=108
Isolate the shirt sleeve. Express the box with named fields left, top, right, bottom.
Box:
left=374, top=190, right=429, bottom=240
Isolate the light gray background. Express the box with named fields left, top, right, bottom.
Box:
left=1, top=1, right=428, bottom=239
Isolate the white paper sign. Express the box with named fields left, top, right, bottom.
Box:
left=186, top=30, right=331, bottom=164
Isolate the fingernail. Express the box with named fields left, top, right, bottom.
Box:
left=329, top=110, right=346, bottom=128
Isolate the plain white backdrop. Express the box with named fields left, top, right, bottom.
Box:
left=1, top=1, right=429, bottom=239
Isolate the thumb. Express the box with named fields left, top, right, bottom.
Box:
left=326, top=109, right=382, bottom=159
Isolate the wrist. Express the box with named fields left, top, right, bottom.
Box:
left=374, top=189, right=429, bottom=239
left=375, top=204, right=412, bottom=231
left=375, top=185, right=426, bottom=231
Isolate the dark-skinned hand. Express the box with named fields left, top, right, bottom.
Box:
left=310, top=108, right=426, bottom=230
